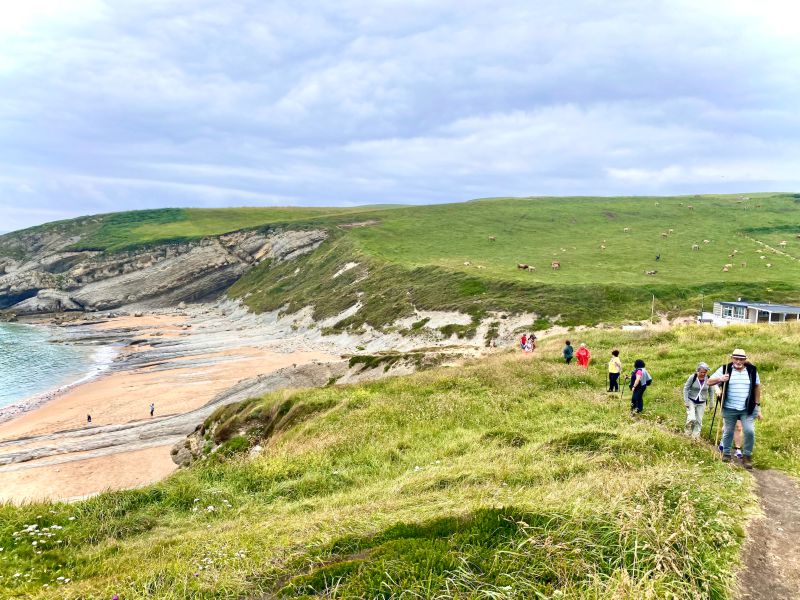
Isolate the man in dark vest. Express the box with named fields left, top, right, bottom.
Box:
left=708, top=348, right=762, bottom=469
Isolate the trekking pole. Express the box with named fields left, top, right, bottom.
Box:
left=709, top=362, right=729, bottom=452
left=707, top=396, right=720, bottom=442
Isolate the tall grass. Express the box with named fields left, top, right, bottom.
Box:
left=4, top=323, right=790, bottom=598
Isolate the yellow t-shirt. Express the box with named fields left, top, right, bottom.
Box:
left=608, top=357, right=621, bottom=374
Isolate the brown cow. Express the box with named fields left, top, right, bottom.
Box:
left=517, top=263, right=529, bottom=270
left=551, top=261, right=561, bottom=270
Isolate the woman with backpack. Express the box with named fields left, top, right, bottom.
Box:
left=629, top=358, right=651, bottom=416
left=683, top=362, right=713, bottom=438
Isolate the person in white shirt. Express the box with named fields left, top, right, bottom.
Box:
left=708, top=349, right=762, bottom=469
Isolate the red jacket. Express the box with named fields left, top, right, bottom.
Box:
left=576, top=347, right=590, bottom=363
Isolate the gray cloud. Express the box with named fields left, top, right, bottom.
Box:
left=1, top=0, right=799, bottom=230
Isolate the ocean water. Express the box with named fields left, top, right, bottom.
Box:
left=0, top=323, right=115, bottom=410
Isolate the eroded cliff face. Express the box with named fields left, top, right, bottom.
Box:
left=0, top=229, right=327, bottom=314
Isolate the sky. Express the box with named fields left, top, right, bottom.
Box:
left=1, top=0, right=799, bottom=232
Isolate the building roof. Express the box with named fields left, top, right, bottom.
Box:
left=717, top=300, right=800, bottom=315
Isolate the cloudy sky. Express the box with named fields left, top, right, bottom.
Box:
left=1, top=0, right=799, bottom=231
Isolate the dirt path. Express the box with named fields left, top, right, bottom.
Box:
left=738, top=469, right=800, bottom=599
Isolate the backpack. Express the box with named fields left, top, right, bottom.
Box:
left=629, top=368, right=652, bottom=389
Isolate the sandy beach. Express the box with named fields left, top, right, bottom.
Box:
left=0, top=311, right=337, bottom=503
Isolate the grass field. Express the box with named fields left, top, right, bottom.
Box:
left=229, top=193, right=800, bottom=328
left=4, top=323, right=800, bottom=599
left=4, top=193, right=800, bottom=327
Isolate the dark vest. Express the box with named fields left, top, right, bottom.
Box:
left=721, top=362, right=758, bottom=415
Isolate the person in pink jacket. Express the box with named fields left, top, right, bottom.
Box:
left=576, top=343, right=591, bottom=369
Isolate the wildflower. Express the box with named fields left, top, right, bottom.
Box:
left=113, top=595, right=119, bottom=600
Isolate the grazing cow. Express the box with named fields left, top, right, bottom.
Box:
left=766, top=263, right=772, bottom=268
left=692, top=244, right=700, bottom=251
left=551, top=261, right=561, bottom=270
left=488, top=236, right=496, bottom=241
left=464, top=261, right=471, bottom=266
left=796, top=234, right=800, bottom=239
left=779, top=241, right=787, bottom=247
left=623, top=227, right=630, bottom=233
left=517, top=263, right=529, bottom=270
left=760, top=255, right=766, bottom=260
left=600, top=244, right=606, bottom=250
left=724, top=263, right=733, bottom=269
left=687, top=205, right=694, bottom=210
left=560, top=248, right=566, bottom=252
left=645, top=270, right=658, bottom=275
left=732, top=249, right=738, bottom=255
left=668, top=229, right=674, bottom=234
left=655, top=202, right=660, bottom=206
left=703, top=239, right=710, bottom=244
left=477, top=265, right=486, bottom=269
left=722, top=267, right=729, bottom=272
left=661, top=232, right=668, bottom=238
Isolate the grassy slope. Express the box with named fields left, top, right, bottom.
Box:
left=7, top=322, right=800, bottom=599
left=0, top=206, right=399, bottom=256
left=232, top=193, right=800, bottom=327
left=4, top=194, right=800, bottom=325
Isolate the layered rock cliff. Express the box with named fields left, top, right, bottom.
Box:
left=0, top=228, right=327, bottom=314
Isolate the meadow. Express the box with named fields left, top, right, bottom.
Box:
left=4, top=193, right=800, bottom=326
left=3, top=323, right=798, bottom=599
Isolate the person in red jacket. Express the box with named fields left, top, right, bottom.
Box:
left=576, top=343, right=591, bottom=369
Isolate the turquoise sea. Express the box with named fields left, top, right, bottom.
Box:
left=0, top=323, right=114, bottom=411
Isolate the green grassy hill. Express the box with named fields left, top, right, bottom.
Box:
left=230, top=193, right=800, bottom=328
left=4, top=193, right=800, bottom=327
left=2, top=324, right=798, bottom=599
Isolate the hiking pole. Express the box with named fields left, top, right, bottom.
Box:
left=707, top=396, right=720, bottom=442
left=709, top=362, right=730, bottom=453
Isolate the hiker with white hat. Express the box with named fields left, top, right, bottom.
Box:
left=682, top=362, right=713, bottom=439
left=708, top=348, right=762, bottom=469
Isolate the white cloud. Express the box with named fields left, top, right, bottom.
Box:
left=1, top=0, right=799, bottom=231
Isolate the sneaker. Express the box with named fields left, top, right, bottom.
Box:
left=742, top=456, right=753, bottom=470
left=718, top=443, right=724, bottom=453
left=722, top=454, right=732, bottom=463
left=735, top=448, right=743, bottom=459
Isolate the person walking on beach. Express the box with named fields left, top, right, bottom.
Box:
left=708, top=348, right=762, bottom=469
left=149, top=403, right=155, bottom=417
left=683, top=362, right=713, bottom=438
left=608, top=350, right=622, bottom=392
left=576, top=343, right=591, bottom=369
left=629, top=359, right=651, bottom=416
left=563, top=340, right=574, bottom=364
left=87, top=414, right=92, bottom=424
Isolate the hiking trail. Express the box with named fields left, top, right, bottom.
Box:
left=738, top=469, right=800, bottom=599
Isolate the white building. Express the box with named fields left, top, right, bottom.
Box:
left=709, top=301, right=800, bottom=325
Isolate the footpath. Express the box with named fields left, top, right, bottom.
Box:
left=738, top=469, right=800, bottom=599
